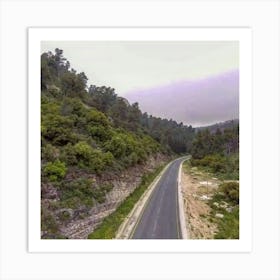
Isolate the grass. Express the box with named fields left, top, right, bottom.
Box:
left=209, top=182, right=239, bottom=239
left=214, top=207, right=239, bottom=239
left=88, top=163, right=167, bottom=239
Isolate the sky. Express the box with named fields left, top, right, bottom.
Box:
left=41, top=41, right=239, bottom=126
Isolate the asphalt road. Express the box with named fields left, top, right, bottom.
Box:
left=131, top=157, right=187, bottom=239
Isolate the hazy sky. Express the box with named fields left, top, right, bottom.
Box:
left=41, top=41, right=238, bottom=95
left=41, top=41, right=239, bottom=126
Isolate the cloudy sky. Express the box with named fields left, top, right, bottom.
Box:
left=41, top=41, right=239, bottom=126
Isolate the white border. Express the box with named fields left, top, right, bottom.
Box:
left=28, top=27, right=252, bottom=253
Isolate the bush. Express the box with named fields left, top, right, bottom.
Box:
left=48, top=85, right=61, bottom=98
left=59, top=179, right=113, bottom=208
left=60, top=143, right=78, bottom=165
left=41, top=206, right=58, bottom=233
left=74, top=141, right=93, bottom=160
left=73, top=141, right=114, bottom=173
left=190, top=153, right=239, bottom=180
left=60, top=97, right=86, bottom=117
left=92, top=183, right=114, bottom=204
left=58, top=210, right=71, bottom=221
left=210, top=182, right=239, bottom=239
left=214, top=207, right=239, bottom=239
left=191, top=154, right=226, bottom=172
left=104, top=134, right=127, bottom=158
left=87, top=125, right=112, bottom=141
left=85, top=109, right=110, bottom=127
left=219, top=182, right=239, bottom=204
left=43, top=160, right=67, bottom=182
left=41, top=143, right=60, bottom=162
left=42, top=114, right=77, bottom=145
left=60, top=178, right=94, bottom=209
left=103, top=131, right=153, bottom=168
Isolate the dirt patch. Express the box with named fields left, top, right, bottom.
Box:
left=181, top=165, right=220, bottom=239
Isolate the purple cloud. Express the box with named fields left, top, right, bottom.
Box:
left=124, top=70, right=239, bottom=127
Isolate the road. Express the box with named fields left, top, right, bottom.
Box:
left=131, top=157, right=187, bottom=239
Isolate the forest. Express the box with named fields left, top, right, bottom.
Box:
left=191, top=125, right=239, bottom=179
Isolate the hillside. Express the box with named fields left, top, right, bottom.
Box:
left=191, top=123, right=239, bottom=179
left=195, top=119, right=239, bottom=133
left=41, top=49, right=195, bottom=238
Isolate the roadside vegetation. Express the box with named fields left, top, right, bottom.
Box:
left=191, top=126, right=239, bottom=180
left=209, top=181, right=239, bottom=239
left=182, top=161, right=239, bottom=239
left=88, top=164, right=166, bottom=239
left=182, top=123, right=239, bottom=239
left=208, top=181, right=239, bottom=239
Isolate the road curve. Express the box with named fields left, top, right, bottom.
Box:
left=131, top=157, right=187, bottom=239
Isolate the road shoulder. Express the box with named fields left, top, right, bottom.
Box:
left=178, top=158, right=189, bottom=239
left=181, top=163, right=220, bottom=239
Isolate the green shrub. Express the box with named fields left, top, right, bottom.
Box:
left=43, top=160, right=67, bottom=182
left=59, top=179, right=113, bottom=208
left=87, top=125, right=112, bottom=141
left=41, top=207, right=58, bottom=233
left=60, top=97, right=86, bottom=117
left=60, top=178, right=94, bottom=208
left=219, top=182, right=239, bottom=204
left=73, top=141, right=114, bottom=173
left=41, top=113, right=77, bottom=145
left=210, top=182, right=239, bottom=239
left=190, top=153, right=239, bottom=180
left=74, top=141, right=93, bottom=160
left=60, top=143, right=78, bottom=165
left=92, top=183, right=114, bottom=204
left=85, top=109, right=110, bottom=127
left=41, top=143, right=60, bottom=162
left=104, top=134, right=127, bottom=158
left=214, top=207, right=239, bottom=239
left=48, top=85, right=61, bottom=98
left=102, top=152, right=114, bottom=166
left=58, top=210, right=71, bottom=221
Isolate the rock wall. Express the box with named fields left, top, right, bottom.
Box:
left=41, top=153, right=169, bottom=239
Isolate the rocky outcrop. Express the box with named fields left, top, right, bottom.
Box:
left=41, top=153, right=169, bottom=239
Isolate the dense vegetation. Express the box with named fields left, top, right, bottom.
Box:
left=190, top=126, right=239, bottom=179
left=210, top=181, right=239, bottom=239
left=190, top=125, right=239, bottom=238
left=41, top=48, right=195, bottom=237
left=195, top=119, right=239, bottom=134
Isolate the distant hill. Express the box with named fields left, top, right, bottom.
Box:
left=195, top=119, right=239, bottom=133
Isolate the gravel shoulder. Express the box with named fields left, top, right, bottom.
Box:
left=181, top=164, right=219, bottom=239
